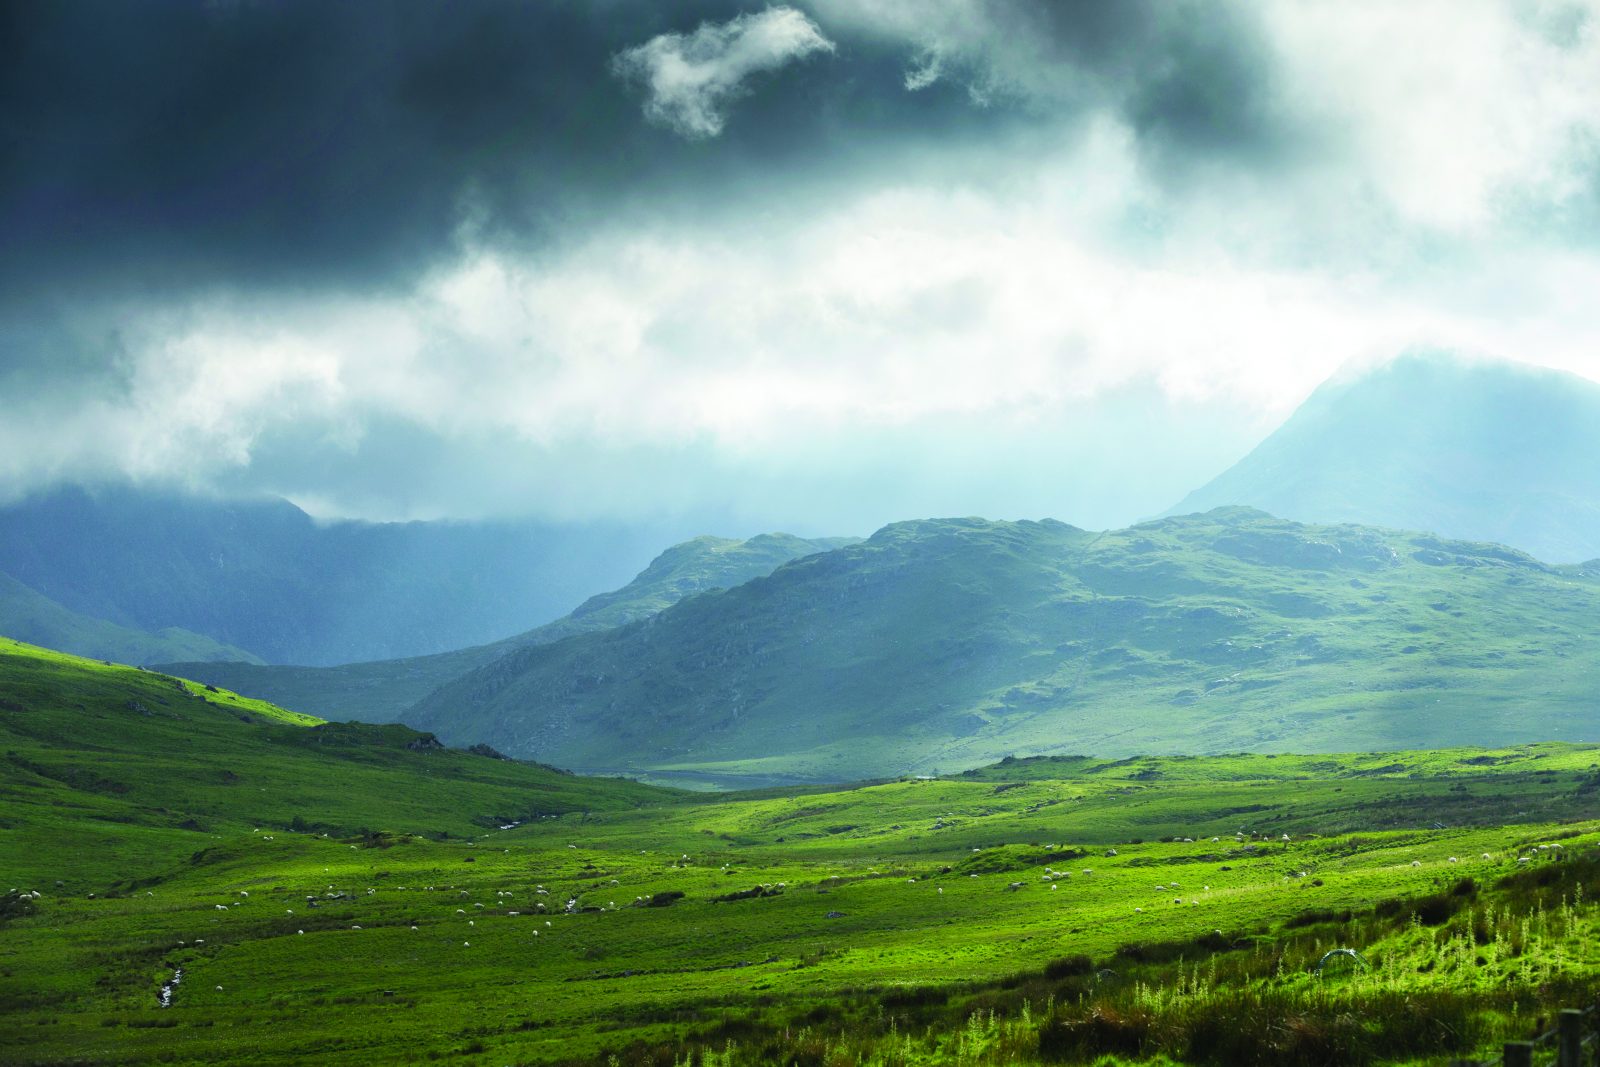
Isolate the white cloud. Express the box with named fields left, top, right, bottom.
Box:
left=9, top=1, right=1600, bottom=528
left=611, top=7, right=835, bottom=139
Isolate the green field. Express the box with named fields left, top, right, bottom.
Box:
left=3, top=638, right=1599, bottom=1064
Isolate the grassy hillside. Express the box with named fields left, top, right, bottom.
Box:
left=1171, top=354, right=1600, bottom=563
left=404, top=508, right=1600, bottom=784
left=0, top=638, right=676, bottom=886
left=159, top=532, right=855, bottom=723
left=0, top=571, right=262, bottom=666
left=2, top=640, right=1598, bottom=1065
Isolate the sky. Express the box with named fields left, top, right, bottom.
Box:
left=4, top=0, right=1600, bottom=537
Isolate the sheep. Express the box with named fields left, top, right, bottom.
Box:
left=937, top=887, right=943, bottom=894
left=1106, top=849, right=1118, bottom=857
left=1134, top=907, right=1144, bottom=913
left=1410, top=860, right=1421, bottom=867
left=1482, top=853, right=1493, bottom=861
left=1448, top=857, right=1458, bottom=863
left=351, top=925, right=361, bottom=930
left=1007, top=882, right=1025, bottom=891
left=215, top=904, right=228, bottom=911
left=297, top=929, right=304, bottom=935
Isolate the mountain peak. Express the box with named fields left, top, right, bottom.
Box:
left=1168, top=354, right=1600, bottom=563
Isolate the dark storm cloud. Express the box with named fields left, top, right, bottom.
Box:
left=0, top=0, right=1305, bottom=311
left=883, top=0, right=1295, bottom=166
left=0, top=0, right=1011, bottom=309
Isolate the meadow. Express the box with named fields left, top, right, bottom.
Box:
left=3, top=638, right=1599, bottom=1064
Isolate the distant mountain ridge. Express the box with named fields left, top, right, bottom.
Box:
left=1169, top=355, right=1600, bottom=563
left=403, top=508, right=1600, bottom=784
left=0, top=485, right=696, bottom=664
left=159, top=531, right=856, bottom=722
left=0, top=571, right=261, bottom=666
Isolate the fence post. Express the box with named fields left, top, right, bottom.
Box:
left=1503, top=1040, right=1533, bottom=1067
left=1557, top=1009, right=1583, bottom=1067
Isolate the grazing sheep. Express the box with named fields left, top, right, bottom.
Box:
left=1410, top=860, right=1421, bottom=868
left=1482, top=853, right=1492, bottom=861
left=1448, top=857, right=1458, bottom=863
left=1134, top=907, right=1143, bottom=913
left=1007, top=882, right=1025, bottom=891
left=297, top=929, right=304, bottom=935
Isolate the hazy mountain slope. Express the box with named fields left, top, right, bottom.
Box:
left=1169, top=355, right=1600, bottom=562
left=158, top=532, right=856, bottom=722
left=0, top=571, right=261, bottom=665
left=0, top=485, right=689, bottom=664
left=404, top=508, right=1600, bottom=784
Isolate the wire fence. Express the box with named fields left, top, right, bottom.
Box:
left=1449, top=1002, right=1599, bottom=1067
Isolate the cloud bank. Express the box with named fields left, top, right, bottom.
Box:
left=4, top=0, right=1600, bottom=531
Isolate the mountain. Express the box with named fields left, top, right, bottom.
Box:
left=1169, top=354, right=1600, bottom=562
left=0, top=485, right=698, bottom=664
left=157, top=532, right=856, bottom=723
left=0, top=571, right=262, bottom=665
left=404, top=508, right=1600, bottom=785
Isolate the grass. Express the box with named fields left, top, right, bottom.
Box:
left=3, top=638, right=1600, bottom=1064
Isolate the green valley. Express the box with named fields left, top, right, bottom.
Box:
left=3, top=639, right=1599, bottom=1065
